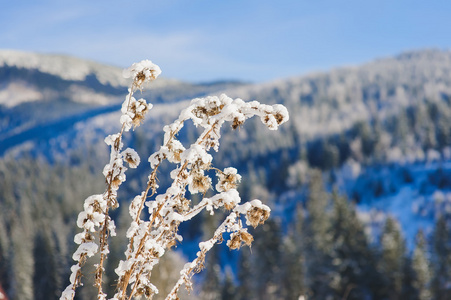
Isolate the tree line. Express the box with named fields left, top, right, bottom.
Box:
left=201, top=170, right=451, bottom=300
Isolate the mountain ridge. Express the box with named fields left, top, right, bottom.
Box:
left=2, top=48, right=451, bottom=298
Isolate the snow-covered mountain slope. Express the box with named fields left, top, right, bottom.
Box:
left=0, top=49, right=185, bottom=107
left=0, top=50, right=249, bottom=156
left=3, top=49, right=451, bottom=249
left=226, top=49, right=451, bottom=138
left=4, top=49, right=451, bottom=167
left=0, top=49, right=128, bottom=87
left=0, top=50, right=247, bottom=107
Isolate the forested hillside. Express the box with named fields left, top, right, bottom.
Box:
left=1, top=49, right=451, bottom=299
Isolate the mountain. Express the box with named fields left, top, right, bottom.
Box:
left=3, top=48, right=451, bottom=231
left=0, top=50, right=248, bottom=156
left=2, top=48, right=451, bottom=299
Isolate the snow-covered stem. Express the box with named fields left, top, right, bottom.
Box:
left=166, top=200, right=270, bottom=299
left=61, top=59, right=288, bottom=300
left=60, top=60, right=161, bottom=300
left=113, top=94, right=288, bottom=300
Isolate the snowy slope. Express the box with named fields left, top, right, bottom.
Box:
left=3, top=49, right=451, bottom=250
left=0, top=49, right=127, bottom=86
left=0, top=49, right=248, bottom=157
left=225, top=49, right=451, bottom=138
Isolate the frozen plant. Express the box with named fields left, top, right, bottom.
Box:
left=61, top=59, right=289, bottom=300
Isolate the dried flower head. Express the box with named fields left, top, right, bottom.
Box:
left=122, top=148, right=140, bottom=168
left=189, top=172, right=211, bottom=194
left=240, top=231, right=254, bottom=246
left=227, top=233, right=242, bottom=250
left=227, top=231, right=254, bottom=250
left=131, top=98, right=151, bottom=128
left=223, top=199, right=235, bottom=211
left=246, top=204, right=270, bottom=228
left=216, top=167, right=241, bottom=192
left=123, top=60, right=162, bottom=88
left=111, top=174, right=123, bottom=190
left=192, top=96, right=225, bottom=119
left=232, top=117, right=244, bottom=129
left=260, top=104, right=290, bottom=130
left=167, top=139, right=185, bottom=164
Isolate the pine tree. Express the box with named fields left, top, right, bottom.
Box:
left=236, top=248, right=254, bottom=300
left=329, top=190, right=377, bottom=299
left=10, top=217, right=35, bottom=300
left=280, top=204, right=305, bottom=299
left=303, top=169, right=334, bottom=299
left=0, top=211, right=11, bottom=300
left=200, top=246, right=222, bottom=300
left=200, top=212, right=223, bottom=300
left=400, top=256, right=417, bottom=300
left=220, top=268, right=237, bottom=300
left=378, top=216, right=406, bottom=300
left=431, top=215, right=451, bottom=300
left=411, top=229, right=432, bottom=300
left=33, top=227, right=60, bottom=300
left=250, top=218, right=284, bottom=300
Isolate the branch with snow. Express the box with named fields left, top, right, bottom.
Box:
left=61, top=60, right=160, bottom=300
left=61, top=59, right=288, bottom=300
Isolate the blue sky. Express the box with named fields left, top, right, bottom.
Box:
left=1, top=0, right=451, bottom=82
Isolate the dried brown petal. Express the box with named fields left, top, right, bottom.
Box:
left=124, top=153, right=139, bottom=168
left=191, top=173, right=211, bottom=194
left=240, top=231, right=254, bottom=247
left=232, top=117, right=244, bottom=130
left=228, top=234, right=242, bottom=250
left=224, top=200, right=235, bottom=210
left=274, top=112, right=284, bottom=124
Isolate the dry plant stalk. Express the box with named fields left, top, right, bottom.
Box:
left=61, top=59, right=289, bottom=300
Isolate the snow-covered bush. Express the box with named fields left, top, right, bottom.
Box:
left=61, top=60, right=289, bottom=300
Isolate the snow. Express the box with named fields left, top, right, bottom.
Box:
left=74, top=233, right=87, bottom=245
left=115, top=259, right=135, bottom=277
left=0, top=49, right=128, bottom=87
left=122, top=59, right=162, bottom=84
left=72, top=242, right=98, bottom=261
left=180, top=144, right=212, bottom=166
left=120, top=114, right=133, bottom=132
left=0, top=81, right=43, bottom=107
left=60, top=287, right=75, bottom=300
left=122, top=148, right=140, bottom=168
left=69, top=265, right=81, bottom=284
left=345, top=160, right=451, bottom=248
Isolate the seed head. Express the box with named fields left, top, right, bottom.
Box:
left=189, top=172, right=211, bottom=194
left=123, top=60, right=161, bottom=88
left=227, top=231, right=254, bottom=250
left=216, top=167, right=241, bottom=192
left=247, top=206, right=270, bottom=228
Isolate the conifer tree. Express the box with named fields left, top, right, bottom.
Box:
left=399, top=255, right=416, bottom=300
left=236, top=248, right=254, bottom=300
left=378, top=216, right=406, bottom=300
left=10, top=218, right=34, bottom=300
left=0, top=211, right=11, bottom=297
left=200, top=246, right=222, bottom=300
left=304, top=169, right=334, bottom=299
left=33, top=228, right=60, bottom=300
left=329, top=190, right=376, bottom=299
left=411, top=229, right=432, bottom=300
left=199, top=211, right=223, bottom=300
left=280, top=204, right=305, bottom=300
left=220, top=268, right=237, bottom=300
left=431, top=215, right=451, bottom=299
left=250, top=218, right=284, bottom=300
